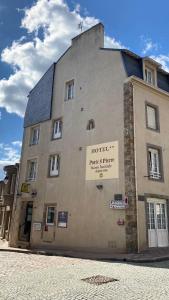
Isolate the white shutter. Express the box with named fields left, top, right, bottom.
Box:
left=147, top=105, right=156, bottom=129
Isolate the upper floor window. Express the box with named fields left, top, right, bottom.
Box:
left=27, top=159, right=37, bottom=181
left=49, top=154, right=60, bottom=177
left=65, top=80, right=74, bottom=101
left=145, top=67, right=155, bottom=85
left=147, top=146, right=163, bottom=180
left=87, top=119, right=95, bottom=130
left=46, top=206, right=55, bottom=225
left=146, top=103, right=159, bottom=131
left=30, top=126, right=40, bottom=145
left=52, top=119, right=62, bottom=139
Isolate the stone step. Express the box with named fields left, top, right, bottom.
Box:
left=17, top=241, right=30, bottom=249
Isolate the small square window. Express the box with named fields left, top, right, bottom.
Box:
left=46, top=206, right=55, bottom=225
left=52, top=119, right=62, bottom=139
left=65, top=80, right=74, bottom=101
left=30, top=126, right=40, bottom=145
left=49, top=154, right=60, bottom=177
left=147, top=146, right=163, bottom=180
left=146, top=103, right=159, bottom=131
left=27, top=159, right=37, bottom=181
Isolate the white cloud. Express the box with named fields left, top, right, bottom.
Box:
left=141, top=37, right=158, bottom=55
left=151, top=55, right=169, bottom=72
left=0, top=142, right=21, bottom=178
left=104, top=36, right=125, bottom=49
left=12, top=141, right=22, bottom=147
left=0, top=0, right=125, bottom=117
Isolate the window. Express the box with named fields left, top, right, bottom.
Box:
left=27, top=159, right=37, bottom=181
left=49, top=154, right=60, bottom=177
left=65, top=80, right=74, bottom=101
left=147, top=146, right=162, bottom=180
left=52, top=119, right=62, bottom=139
left=145, top=67, right=155, bottom=85
left=30, top=126, right=40, bottom=145
left=87, top=119, right=95, bottom=130
left=146, top=103, right=159, bottom=131
left=46, top=206, right=55, bottom=225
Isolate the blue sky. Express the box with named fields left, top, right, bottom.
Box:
left=0, top=0, right=169, bottom=179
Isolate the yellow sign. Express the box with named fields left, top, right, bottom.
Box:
left=86, top=141, right=119, bottom=180
left=21, top=183, right=30, bottom=193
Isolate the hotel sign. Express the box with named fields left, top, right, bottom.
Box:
left=86, top=141, right=119, bottom=180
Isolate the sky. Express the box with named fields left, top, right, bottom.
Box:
left=0, top=0, right=169, bottom=179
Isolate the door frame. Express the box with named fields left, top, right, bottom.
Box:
left=147, top=198, right=169, bottom=248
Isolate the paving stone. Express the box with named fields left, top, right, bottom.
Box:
left=0, top=251, right=169, bottom=299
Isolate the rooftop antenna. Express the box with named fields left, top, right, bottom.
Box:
left=78, top=21, right=83, bottom=32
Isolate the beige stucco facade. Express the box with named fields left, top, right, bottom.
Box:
left=131, top=78, right=169, bottom=250
left=12, top=23, right=169, bottom=254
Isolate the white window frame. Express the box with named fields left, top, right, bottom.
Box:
left=27, top=159, right=37, bottom=181
left=49, top=154, right=60, bottom=177
left=146, top=104, right=158, bottom=131
left=30, top=126, right=40, bottom=145
left=65, top=80, right=74, bottom=101
left=46, top=206, right=55, bottom=225
left=145, top=67, right=155, bottom=85
left=53, top=119, right=62, bottom=139
left=148, top=147, right=161, bottom=180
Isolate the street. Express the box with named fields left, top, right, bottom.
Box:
left=0, top=251, right=169, bottom=299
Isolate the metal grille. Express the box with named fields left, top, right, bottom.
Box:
left=82, top=275, right=118, bottom=285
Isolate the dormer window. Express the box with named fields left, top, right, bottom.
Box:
left=145, top=66, right=155, bottom=85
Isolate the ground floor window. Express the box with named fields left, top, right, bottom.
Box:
left=46, top=206, right=55, bottom=225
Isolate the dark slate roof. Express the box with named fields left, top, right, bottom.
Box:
left=24, top=63, right=55, bottom=128
left=122, top=50, right=169, bottom=93
left=157, top=70, right=169, bottom=93
left=121, top=51, right=143, bottom=79
left=101, top=48, right=169, bottom=93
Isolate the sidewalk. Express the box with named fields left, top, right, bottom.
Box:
left=1, top=239, right=169, bottom=263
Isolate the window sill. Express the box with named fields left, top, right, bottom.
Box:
left=146, top=126, right=160, bottom=133
left=51, top=136, right=62, bottom=141
left=26, top=178, right=36, bottom=182
left=148, top=176, right=164, bottom=183
left=48, top=175, right=59, bottom=178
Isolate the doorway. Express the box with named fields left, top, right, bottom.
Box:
left=147, top=199, right=168, bottom=247
left=19, top=202, right=33, bottom=242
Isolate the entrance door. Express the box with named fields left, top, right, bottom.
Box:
left=23, top=202, right=33, bottom=242
left=148, top=199, right=168, bottom=247
left=19, top=202, right=33, bottom=242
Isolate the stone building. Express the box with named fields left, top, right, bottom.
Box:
left=0, top=164, right=19, bottom=241
left=11, top=23, right=169, bottom=253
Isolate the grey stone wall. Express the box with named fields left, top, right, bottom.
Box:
left=124, top=81, right=138, bottom=252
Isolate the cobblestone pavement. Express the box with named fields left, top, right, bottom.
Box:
left=1, top=251, right=169, bottom=300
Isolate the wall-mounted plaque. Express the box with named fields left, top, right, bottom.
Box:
left=33, top=223, right=41, bottom=231
left=58, top=211, right=68, bottom=228
left=86, top=141, right=119, bottom=180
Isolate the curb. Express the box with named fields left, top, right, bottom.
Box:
left=1, top=247, right=169, bottom=263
